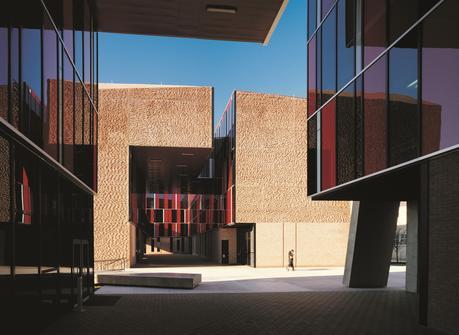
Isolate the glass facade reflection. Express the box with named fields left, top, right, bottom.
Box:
left=307, top=0, right=459, bottom=195
left=0, top=0, right=97, bottom=309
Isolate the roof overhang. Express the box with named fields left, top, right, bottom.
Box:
left=95, top=0, right=288, bottom=44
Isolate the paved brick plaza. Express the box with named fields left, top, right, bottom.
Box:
left=41, top=291, right=445, bottom=335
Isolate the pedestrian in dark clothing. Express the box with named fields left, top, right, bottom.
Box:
left=287, top=249, right=295, bottom=271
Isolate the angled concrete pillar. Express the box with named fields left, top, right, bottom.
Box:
left=406, top=201, right=418, bottom=293
left=344, top=201, right=400, bottom=288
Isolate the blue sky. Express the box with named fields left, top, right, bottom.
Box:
left=99, top=0, right=306, bottom=123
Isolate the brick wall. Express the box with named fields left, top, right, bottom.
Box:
left=235, top=91, right=351, bottom=267
left=95, top=84, right=212, bottom=269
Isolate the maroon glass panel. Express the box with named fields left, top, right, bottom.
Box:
left=363, top=55, right=387, bottom=175
left=321, top=100, right=336, bottom=190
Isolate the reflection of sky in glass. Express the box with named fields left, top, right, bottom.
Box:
left=423, top=48, right=459, bottom=149
left=322, top=8, right=336, bottom=92
left=22, top=28, right=42, bottom=99
left=337, top=0, right=354, bottom=89
left=43, top=28, right=57, bottom=106
left=390, top=47, right=418, bottom=99
left=0, top=28, right=7, bottom=86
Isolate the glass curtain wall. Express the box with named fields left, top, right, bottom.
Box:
left=307, top=0, right=458, bottom=195
left=0, top=0, right=98, bottom=309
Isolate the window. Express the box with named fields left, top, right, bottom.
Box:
left=0, top=27, right=7, bottom=121
left=336, top=83, right=356, bottom=184
left=43, top=13, right=59, bottom=160
left=22, top=22, right=42, bottom=145
left=308, top=0, right=317, bottom=39
left=363, top=55, right=387, bottom=175
left=388, top=29, right=419, bottom=166
left=322, top=0, right=335, bottom=18
left=321, top=8, right=337, bottom=104
left=307, top=116, right=318, bottom=195
left=363, top=0, right=386, bottom=67
left=307, top=36, right=317, bottom=116
left=388, top=0, right=419, bottom=44
left=421, top=0, right=459, bottom=155
left=321, top=101, right=336, bottom=189
left=337, top=0, right=355, bottom=90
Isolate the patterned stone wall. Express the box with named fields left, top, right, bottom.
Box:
left=235, top=91, right=351, bottom=267
left=95, top=84, right=212, bottom=269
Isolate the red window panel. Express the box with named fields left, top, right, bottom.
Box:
left=321, top=101, right=337, bottom=190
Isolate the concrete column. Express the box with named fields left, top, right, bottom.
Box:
left=406, top=200, right=418, bottom=293
left=344, top=201, right=400, bottom=288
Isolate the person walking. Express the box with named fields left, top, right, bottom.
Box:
left=287, top=249, right=295, bottom=271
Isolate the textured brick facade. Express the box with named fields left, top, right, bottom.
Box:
left=235, top=91, right=351, bottom=267
left=95, top=84, right=213, bottom=269
left=428, top=150, right=459, bottom=334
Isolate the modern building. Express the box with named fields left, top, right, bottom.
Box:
left=95, top=87, right=351, bottom=269
left=206, top=91, right=350, bottom=267
left=0, top=0, right=291, bottom=315
left=306, top=0, right=459, bottom=333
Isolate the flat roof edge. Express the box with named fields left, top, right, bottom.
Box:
left=263, top=0, right=289, bottom=46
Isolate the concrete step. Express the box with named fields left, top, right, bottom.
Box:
left=97, top=272, right=201, bottom=289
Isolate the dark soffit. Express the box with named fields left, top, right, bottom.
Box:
left=95, top=0, right=288, bottom=44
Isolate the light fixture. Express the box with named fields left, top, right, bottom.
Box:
left=206, top=5, right=237, bottom=14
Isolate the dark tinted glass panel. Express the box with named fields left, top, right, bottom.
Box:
left=363, top=55, right=387, bottom=175
left=322, top=0, right=335, bottom=18
left=321, top=101, right=336, bottom=189
left=389, top=29, right=419, bottom=166
left=355, top=77, right=364, bottom=177
left=421, top=0, right=441, bottom=15
left=83, top=0, right=91, bottom=86
left=63, top=0, right=74, bottom=59
left=74, top=0, right=83, bottom=77
left=317, top=29, right=323, bottom=107
left=43, top=15, right=59, bottom=160
left=322, top=8, right=337, bottom=103
left=0, top=27, right=7, bottom=121
left=11, top=28, right=20, bottom=129
left=363, top=0, right=386, bottom=67
left=308, top=0, right=317, bottom=38
left=307, top=116, right=318, bottom=195
left=154, top=210, right=163, bottom=223
left=336, top=83, right=355, bottom=184
left=22, top=25, right=42, bottom=145
left=308, top=37, right=317, bottom=116
left=337, top=0, right=355, bottom=89
left=14, top=147, right=39, bottom=277
left=44, top=0, right=63, bottom=30
left=388, top=0, right=419, bottom=44
left=421, top=0, right=459, bottom=154
left=40, top=167, right=59, bottom=277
